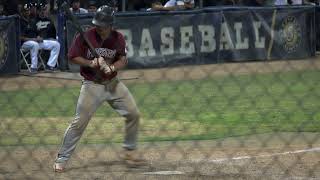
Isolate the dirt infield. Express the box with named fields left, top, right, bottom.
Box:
left=0, top=132, right=319, bottom=180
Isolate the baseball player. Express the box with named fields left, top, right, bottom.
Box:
left=53, top=5, right=146, bottom=172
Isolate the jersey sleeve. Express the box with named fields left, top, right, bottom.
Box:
left=116, top=32, right=127, bottom=57
left=68, top=33, right=85, bottom=60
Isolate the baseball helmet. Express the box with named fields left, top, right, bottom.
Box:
left=92, top=5, right=115, bottom=27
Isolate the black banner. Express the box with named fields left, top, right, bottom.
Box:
left=0, top=15, right=20, bottom=75
left=66, top=6, right=315, bottom=70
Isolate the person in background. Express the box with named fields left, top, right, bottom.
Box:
left=87, top=0, right=98, bottom=13
left=242, top=0, right=288, bottom=6
left=20, top=3, right=41, bottom=73
left=35, top=2, right=60, bottom=71
left=105, top=0, right=119, bottom=12
left=148, top=0, right=199, bottom=11
left=70, top=0, right=88, bottom=14
left=242, top=0, right=265, bottom=6
left=0, top=4, right=5, bottom=16
left=147, top=0, right=172, bottom=11
left=203, top=0, right=242, bottom=6
left=164, top=0, right=195, bottom=10
left=289, top=0, right=303, bottom=4
left=307, top=0, right=320, bottom=5
left=17, top=4, right=24, bottom=15
left=127, top=0, right=148, bottom=11
left=30, top=2, right=38, bottom=18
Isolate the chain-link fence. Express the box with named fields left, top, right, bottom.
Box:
left=0, top=58, right=320, bottom=179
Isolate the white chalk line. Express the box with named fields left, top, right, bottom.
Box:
left=143, top=171, right=185, bottom=175
left=143, top=147, right=320, bottom=175
left=193, top=147, right=320, bottom=163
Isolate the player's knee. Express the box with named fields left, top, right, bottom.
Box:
left=53, top=41, right=60, bottom=50
left=127, top=109, right=140, bottom=121
left=31, top=42, right=40, bottom=51
left=70, top=116, right=88, bottom=131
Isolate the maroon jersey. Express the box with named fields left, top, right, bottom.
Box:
left=68, top=27, right=126, bottom=81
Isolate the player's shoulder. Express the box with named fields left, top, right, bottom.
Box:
left=112, top=30, right=125, bottom=40
left=79, top=27, right=96, bottom=40
left=85, top=27, right=96, bottom=35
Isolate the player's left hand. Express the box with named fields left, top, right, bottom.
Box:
left=98, top=58, right=113, bottom=74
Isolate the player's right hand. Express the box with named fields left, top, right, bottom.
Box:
left=89, top=57, right=101, bottom=68
left=98, top=58, right=113, bottom=74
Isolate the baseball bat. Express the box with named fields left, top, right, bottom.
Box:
left=61, top=2, right=103, bottom=81
left=61, top=2, right=99, bottom=58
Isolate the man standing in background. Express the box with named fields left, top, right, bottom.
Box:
left=87, top=0, right=98, bottom=13
left=70, top=0, right=88, bottom=14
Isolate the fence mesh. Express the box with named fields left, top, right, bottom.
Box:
left=0, top=58, right=320, bottom=180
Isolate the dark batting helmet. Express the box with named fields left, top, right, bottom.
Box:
left=92, top=5, right=115, bottom=27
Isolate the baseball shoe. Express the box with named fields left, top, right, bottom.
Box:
left=30, top=68, right=38, bottom=74
left=45, top=65, right=56, bottom=72
left=121, top=150, right=148, bottom=167
left=53, top=161, right=67, bottom=173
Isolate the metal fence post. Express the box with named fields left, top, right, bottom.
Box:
left=122, top=0, right=126, bottom=12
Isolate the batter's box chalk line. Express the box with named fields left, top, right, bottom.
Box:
left=143, top=171, right=185, bottom=175
left=191, top=147, right=320, bottom=163
left=142, top=147, right=320, bottom=175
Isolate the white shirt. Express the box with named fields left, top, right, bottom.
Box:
left=274, top=0, right=288, bottom=5
left=164, top=0, right=195, bottom=7
left=70, top=7, right=88, bottom=14
left=291, top=0, right=303, bottom=4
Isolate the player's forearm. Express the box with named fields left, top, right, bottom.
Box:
left=164, top=6, right=176, bottom=11
left=112, top=56, right=128, bottom=71
left=70, top=56, right=93, bottom=67
left=152, top=4, right=172, bottom=11
left=184, top=3, right=194, bottom=9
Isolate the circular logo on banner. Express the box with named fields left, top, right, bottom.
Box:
left=0, top=31, right=9, bottom=69
left=280, top=16, right=301, bottom=53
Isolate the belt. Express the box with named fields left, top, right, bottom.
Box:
left=93, top=77, right=118, bottom=85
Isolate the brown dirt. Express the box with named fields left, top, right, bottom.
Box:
left=0, top=132, right=319, bottom=180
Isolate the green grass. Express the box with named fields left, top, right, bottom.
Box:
left=0, top=70, right=319, bottom=146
